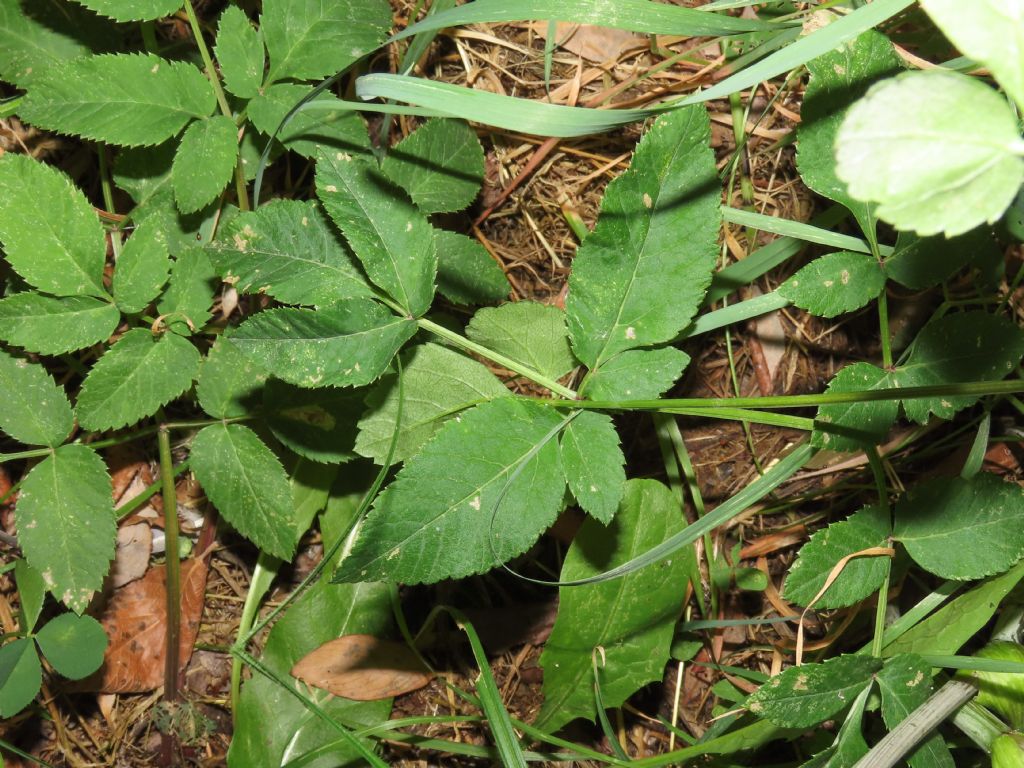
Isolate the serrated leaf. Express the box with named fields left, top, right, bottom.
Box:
left=559, top=411, right=625, bottom=524
left=784, top=505, right=891, bottom=609
left=0, top=294, right=119, bottom=355
left=355, top=342, right=510, bottom=464
left=248, top=83, right=372, bottom=159
left=265, top=379, right=364, bottom=464
left=261, top=0, right=391, bottom=83
left=747, top=656, right=881, bottom=728
left=114, top=141, right=175, bottom=207
left=467, top=301, right=578, bottom=380
left=316, top=149, right=437, bottom=317
left=16, top=444, right=115, bottom=612
left=14, top=560, right=45, bottom=633
left=196, top=335, right=267, bottom=419
left=381, top=118, right=484, bottom=214
left=215, top=5, right=264, bottom=99
left=580, top=347, right=688, bottom=400
left=191, top=423, right=298, bottom=559
left=72, top=0, right=183, bottom=22
left=779, top=251, right=885, bottom=318
left=796, top=28, right=902, bottom=238
left=566, top=106, right=719, bottom=368
left=537, top=479, right=689, bottom=730
left=876, top=654, right=953, bottom=768
left=35, top=613, right=107, bottom=680
left=335, top=398, right=566, bottom=584
left=76, top=328, right=200, bottom=431
left=232, top=301, right=416, bottom=388
left=895, top=474, right=1024, bottom=580
left=172, top=115, right=239, bottom=214
left=812, top=363, right=897, bottom=453
left=0, top=153, right=107, bottom=297
left=157, top=247, right=217, bottom=335
left=21, top=53, right=216, bottom=147
left=0, top=349, right=73, bottom=447
left=207, top=199, right=372, bottom=306
left=885, top=227, right=1001, bottom=290
left=113, top=222, right=171, bottom=313
left=433, top=229, right=509, bottom=306
left=836, top=70, right=1024, bottom=237
left=0, top=639, right=40, bottom=717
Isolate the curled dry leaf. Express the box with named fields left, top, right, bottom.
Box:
left=291, top=634, right=432, bottom=701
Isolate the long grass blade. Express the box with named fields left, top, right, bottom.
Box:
left=722, top=207, right=893, bottom=254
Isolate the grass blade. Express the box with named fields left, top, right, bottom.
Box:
left=722, top=207, right=892, bottom=254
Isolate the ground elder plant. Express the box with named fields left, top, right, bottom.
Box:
left=2, top=0, right=1024, bottom=765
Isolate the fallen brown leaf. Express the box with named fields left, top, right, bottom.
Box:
left=530, top=22, right=645, bottom=63
left=291, top=635, right=432, bottom=701
left=108, top=522, right=152, bottom=590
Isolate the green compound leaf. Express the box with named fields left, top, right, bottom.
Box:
left=747, top=655, right=882, bottom=728
left=334, top=398, right=566, bottom=584
left=895, top=473, right=1024, bottom=581
left=248, top=83, right=372, bottom=159
left=784, top=504, right=891, bottom=609
left=812, top=363, right=896, bottom=453
left=0, top=639, right=41, bottom=718
left=71, top=0, right=183, bottom=22
left=0, top=153, right=107, bottom=297
left=14, top=560, right=46, bottom=633
left=21, top=53, right=216, bottom=147
left=264, top=379, right=364, bottom=464
left=779, top=251, right=885, bottom=319
left=537, top=479, right=689, bottom=731
left=836, top=70, right=1024, bottom=237
left=316, top=149, right=437, bottom=317
left=467, top=302, right=578, bottom=380
left=195, top=335, right=267, bottom=419
left=172, top=115, right=239, bottom=214
left=355, top=342, right=510, bottom=465
left=191, top=423, right=298, bottom=559
left=580, top=347, right=688, bottom=401
left=157, top=247, right=218, bottom=335
left=885, top=227, right=1002, bottom=291
left=207, top=199, right=372, bottom=306
left=921, top=0, right=1024, bottom=110
left=0, top=294, right=118, bottom=356
left=433, top=229, right=509, bottom=306
left=16, top=444, right=115, bottom=613
left=34, top=613, right=107, bottom=680
left=261, top=0, right=391, bottom=83
left=796, top=28, right=902, bottom=238
left=0, top=349, right=74, bottom=447
left=215, top=5, right=264, bottom=100
left=76, top=329, right=201, bottom=431
left=876, top=654, right=953, bottom=768
left=114, top=141, right=175, bottom=209
left=113, top=222, right=171, bottom=313
left=559, top=411, right=625, bottom=525
left=232, top=301, right=416, bottom=388
left=381, top=118, right=485, bottom=214
left=566, top=106, right=719, bottom=369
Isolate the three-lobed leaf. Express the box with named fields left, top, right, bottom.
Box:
left=0, top=349, right=74, bottom=447
left=779, top=251, right=885, bottom=319
left=215, top=5, right=265, bottom=100
left=466, top=302, right=578, bottom=381
left=172, top=115, right=239, bottom=214
left=559, top=411, right=625, bottom=524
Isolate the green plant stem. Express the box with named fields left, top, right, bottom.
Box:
left=231, top=552, right=280, bottom=722
left=158, top=426, right=181, bottom=707
left=877, top=288, right=893, bottom=369
left=865, top=446, right=892, bottom=658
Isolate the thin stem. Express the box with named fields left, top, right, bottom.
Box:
left=878, top=288, right=893, bottom=369
left=865, top=446, right=892, bottom=658
left=158, top=426, right=181, bottom=706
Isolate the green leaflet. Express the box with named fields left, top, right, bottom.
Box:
left=172, top=115, right=239, bottom=214
left=836, top=70, right=1024, bottom=237
left=72, top=0, right=183, bottom=22
left=355, top=342, right=510, bottom=464
left=15, top=444, right=115, bottom=613
left=334, top=398, right=566, bottom=584
left=15, top=560, right=45, bottom=632
left=264, top=379, right=364, bottom=464
left=796, top=27, right=902, bottom=240
left=316, top=149, right=437, bottom=317
left=381, top=118, right=485, bottom=214
left=779, top=251, right=885, bottom=319
left=0, top=153, right=107, bottom=297
left=466, top=302, right=578, bottom=380
left=191, top=423, right=298, bottom=559
left=783, top=505, right=891, bottom=609
left=885, top=227, right=1001, bottom=291
left=195, top=335, right=268, bottom=419
left=233, top=301, right=415, bottom=389
left=800, top=682, right=871, bottom=768
left=20, top=53, right=216, bottom=147
left=895, top=474, right=1024, bottom=581
left=0, top=294, right=118, bottom=356
left=537, top=479, right=689, bottom=731
left=747, top=655, right=882, bottom=728
left=579, top=347, right=688, bottom=400
left=248, top=83, right=372, bottom=159
left=215, top=5, right=264, bottom=100
left=113, top=222, right=171, bottom=313
left=812, top=362, right=897, bottom=452
left=566, top=106, right=719, bottom=369
left=876, top=654, right=954, bottom=768
left=34, top=613, right=107, bottom=680
left=75, top=328, right=201, bottom=431
left=157, top=247, right=218, bottom=335
left=207, top=199, right=372, bottom=306
left=433, top=230, right=509, bottom=306
left=261, top=0, right=392, bottom=83
left=0, top=639, right=41, bottom=717
left=0, top=349, right=73, bottom=447
left=114, top=141, right=176, bottom=210
left=559, top=411, right=625, bottom=524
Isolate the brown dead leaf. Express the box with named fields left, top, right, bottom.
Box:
left=530, top=22, right=645, bottom=63
left=291, top=635, right=432, bottom=701
left=108, top=522, right=152, bottom=590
